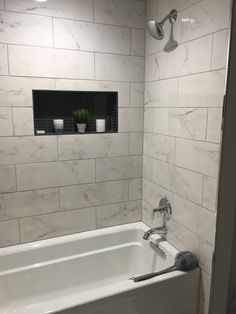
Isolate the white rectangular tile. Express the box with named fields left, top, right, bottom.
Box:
left=0, top=44, right=8, bottom=75
left=96, top=156, right=142, bottom=182
left=0, top=136, right=57, bottom=165
left=129, top=178, right=142, bottom=201
left=54, top=19, right=130, bottom=55
left=143, top=108, right=154, bottom=133
left=96, top=200, right=141, bottom=228
left=0, top=76, right=54, bottom=107
left=0, top=11, right=53, bottom=47
left=207, top=108, right=222, bottom=143
left=60, top=180, right=128, bottom=211
left=175, top=138, right=220, bottom=177
left=131, top=29, right=145, bottom=56
left=0, top=220, right=19, bottom=247
left=152, top=159, right=203, bottom=204
left=199, top=270, right=211, bottom=305
left=20, top=207, right=96, bottom=243
left=94, top=0, right=145, bottom=29
left=0, top=189, right=59, bottom=220
left=152, top=36, right=212, bottom=80
left=95, top=53, right=144, bottom=82
left=12, top=107, right=34, bottom=136
left=0, top=165, right=16, bottom=193
left=55, top=79, right=129, bottom=108
left=202, top=176, right=218, bottom=212
left=181, top=0, right=230, bottom=43
left=118, top=108, right=143, bottom=132
left=154, top=108, right=207, bottom=141
left=129, top=132, right=143, bottom=155
left=173, top=194, right=216, bottom=243
left=130, top=83, right=144, bottom=108
left=199, top=238, right=213, bottom=273
left=5, top=0, right=94, bottom=21
left=143, top=133, right=175, bottom=163
left=212, top=29, right=229, bottom=70
left=9, top=45, right=94, bottom=79
left=143, top=155, right=153, bottom=181
left=0, top=0, right=4, bottom=9
left=16, top=160, right=95, bottom=191
left=178, top=70, right=226, bottom=108
left=0, top=107, right=13, bottom=136
left=58, top=133, right=129, bottom=160
left=145, top=78, right=178, bottom=107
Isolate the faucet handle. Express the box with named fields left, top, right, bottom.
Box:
left=153, top=197, right=172, bottom=220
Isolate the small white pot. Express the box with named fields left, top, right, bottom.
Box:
left=77, top=123, right=86, bottom=133
left=96, top=119, right=106, bottom=133
left=53, top=119, right=64, bottom=133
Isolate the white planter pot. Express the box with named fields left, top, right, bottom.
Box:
left=96, top=119, right=106, bottom=133
left=77, top=123, right=86, bottom=133
left=53, top=119, right=64, bottom=133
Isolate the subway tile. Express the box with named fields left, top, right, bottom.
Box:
left=142, top=179, right=173, bottom=209
left=54, top=19, right=130, bottom=55
left=150, top=36, right=212, bottom=80
left=0, top=136, right=57, bottom=165
left=142, top=199, right=155, bottom=227
left=130, top=83, right=144, bottom=108
left=5, top=0, right=94, bottom=21
left=167, top=219, right=200, bottom=256
left=131, top=29, right=145, bottom=56
left=154, top=108, right=207, bottom=141
left=173, top=194, right=216, bottom=243
left=143, top=108, right=154, bottom=133
left=0, top=220, right=19, bottom=247
left=0, top=76, right=54, bottom=107
left=0, top=189, right=59, bottom=220
left=96, top=200, right=141, bottom=228
left=145, top=54, right=157, bottom=82
left=129, top=178, right=142, bottom=201
left=0, top=0, right=4, bottom=9
left=118, top=108, right=143, bottom=132
left=0, top=44, right=8, bottom=75
left=175, top=138, right=220, bottom=177
left=0, top=107, right=13, bottom=136
left=178, top=70, right=226, bottom=108
left=202, top=176, right=218, bottom=212
left=16, top=160, right=95, bottom=191
left=145, top=78, right=178, bottom=107
left=58, top=133, right=129, bottom=160
left=0, top=11, right=53, bottom=47
left=129, top=132, right=143, bottom=155
left=94, top=0, right=145, bottom=29
left=12, top=107, right=34, bottom=136
left=212, top=29, right=229, bottom=70
left=152, top=159, right=203, bottom=204
left=96, top=156, right=142, bottom=182
left=143, top=133, right=175, bottom=163
left=55, top=79, right=129, bottom=108
left=199, top=270, right=211, bottom=306
left=95, top=53, right=144, bottom=82
left=143, top=155, right=153, bottom=181
left=199, top=238, right=214, bottom=273
left=0, top=165, right=16, bottom=193
left=20, top=207, right=96, bottom=243
left=181, top=0, right=230, bottom=43
left=207, top=108, right=222, bottom=143
left=9, top=45, right=94, bottom=79
left=60, top=180, right=129, bottom=211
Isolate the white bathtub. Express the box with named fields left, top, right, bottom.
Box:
left=0, top=222, right=199, bottom=314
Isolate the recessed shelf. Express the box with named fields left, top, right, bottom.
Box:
left=33, top=90, right=118, bottom=135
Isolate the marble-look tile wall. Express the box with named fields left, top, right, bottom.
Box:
left=143, top=0, right=230, bottom=313
left=0, top=0, right=145, bottom=247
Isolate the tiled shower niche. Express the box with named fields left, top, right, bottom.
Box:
left=33, top=90, right=118, bottom=135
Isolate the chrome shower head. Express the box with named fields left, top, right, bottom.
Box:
left=147, top=9, right=178, bottom=40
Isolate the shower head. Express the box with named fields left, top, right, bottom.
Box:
left=147, top=9, right=178, bottom=40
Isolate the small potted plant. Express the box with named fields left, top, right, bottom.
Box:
left=72, top=109, right=90, bottom=133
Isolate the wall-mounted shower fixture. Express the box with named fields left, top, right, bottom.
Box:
left=147, top=9, right=178, bottom=40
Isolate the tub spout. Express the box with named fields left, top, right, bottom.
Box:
left=143, top=226, right=167, bottom=240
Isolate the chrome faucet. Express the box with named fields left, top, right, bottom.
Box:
left=143, top=197, right=172, bottom=240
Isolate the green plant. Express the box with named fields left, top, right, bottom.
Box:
left=72, top=109, right=90, bottom=123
